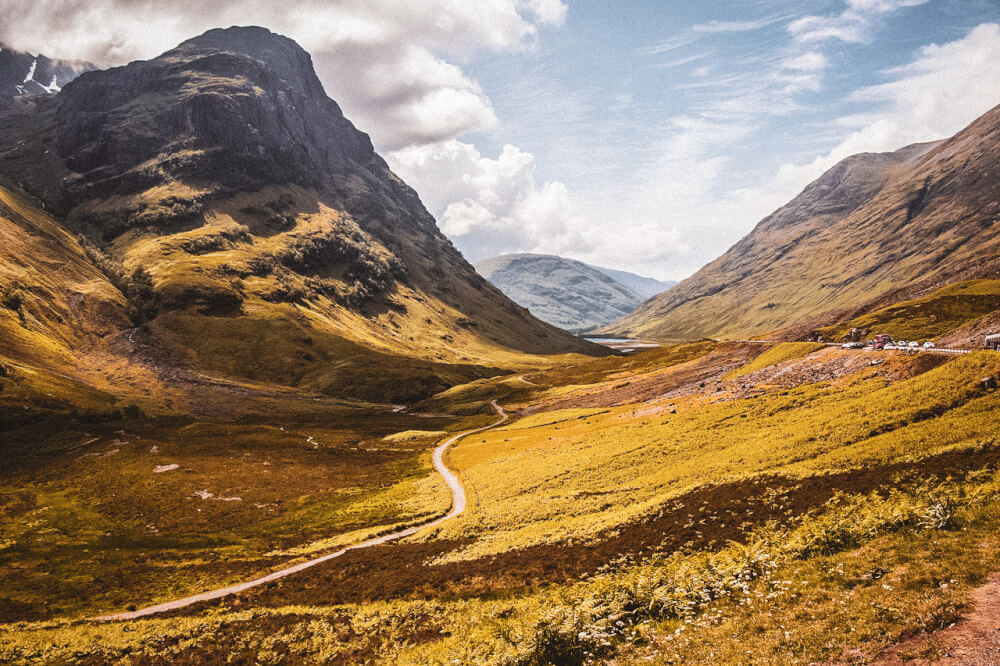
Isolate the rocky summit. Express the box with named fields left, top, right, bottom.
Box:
left=0, top=45, right=92, bottom=109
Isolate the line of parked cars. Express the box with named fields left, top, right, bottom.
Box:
left=840, top=336, right=935, bottom=351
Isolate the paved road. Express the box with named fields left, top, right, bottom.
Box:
left=721, top=338, right=979, bottom=354
left=93, top=401, right=509, bottom=622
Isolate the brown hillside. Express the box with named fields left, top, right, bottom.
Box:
left=0, top=27, right=604, bottom=407
left=603, top=103, right=1000, bottom=340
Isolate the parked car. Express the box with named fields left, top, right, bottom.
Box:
left=885, top=344, right=897, bottom=350
left=908, top=341, right=920, bottom=349
left=872, top=334, right=893, bottom=351
left=842, top=341, right=864, bottom=349
left=923, top=341, right=935, bottom=349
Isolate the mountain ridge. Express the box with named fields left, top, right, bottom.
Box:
left=0, top=43, right=93, bottom=109
left=475, top=253, right=653, bottom=332
left=588, top=265, right=677, bottom=300
left=601, top=107, right=1000, bottom=340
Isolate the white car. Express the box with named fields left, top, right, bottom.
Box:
left=908, top=341, right=920, bottom=349
left=885, top=344, right=897, bottom=350
left=923, top=341, right=935, bottom=349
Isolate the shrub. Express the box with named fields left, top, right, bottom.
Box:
left=1, top=288, right=23, bottom=312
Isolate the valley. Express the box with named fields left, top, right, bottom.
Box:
left=0, top=18, right=999, bottom=666
left=2, top=337, right=999, bottom=664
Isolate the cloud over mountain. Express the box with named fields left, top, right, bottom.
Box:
left=0, top=0, right=565, bottom=151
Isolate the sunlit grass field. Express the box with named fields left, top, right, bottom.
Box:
left=2, top=339, right=999, bottom=663
left=0, top=404, right=481, bottom=620
left=435, top=351, right=999, bottom=562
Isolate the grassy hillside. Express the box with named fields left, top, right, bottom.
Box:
left=814, top=279, right=1000, bottom=344
left=0, top=27, right=607, bottom=414
left=3, top=336, right=998, bottom=663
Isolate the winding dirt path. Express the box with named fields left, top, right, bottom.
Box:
left=93, top=401, right=508, bottom=622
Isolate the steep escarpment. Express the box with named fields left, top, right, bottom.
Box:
left=604, top=104, right=1000, bottom=340
left=0, top=27, right=603, bottom=407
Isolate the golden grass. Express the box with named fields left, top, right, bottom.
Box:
left=3, top=181, right=1000, bottom=666
left=382, top=430, right=448, bottom=443
left=0, top=409, right=461, bottom=619
left=5, top=472, right=998, bottom=665
left=431, top=352, right=999, bottom=561
left=817, top=279, right=1000, bottom=343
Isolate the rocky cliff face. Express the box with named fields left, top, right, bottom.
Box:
left=476, top=253, right=647, bottom=333
left=604, top=104, right=1000, bottom=340
left=0, top=27, right=603, bottom=404
left=0, top=45, right=92, bottom=109
left=49, top=27, right=374, bottom=203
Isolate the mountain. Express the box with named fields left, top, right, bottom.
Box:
left=589, top=265, right=676, bottom=299
left=603, top=104, right=1000, bottom=341
left=0, top=44, right=93, bottom=108
left=0, top=27, right=603, bottom=409
left=475, top=253, right=649, bottom=333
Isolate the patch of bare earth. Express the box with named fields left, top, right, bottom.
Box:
left=872, top=574, right=1000, bottom=665
left=524, top=343, right=763, bottom=412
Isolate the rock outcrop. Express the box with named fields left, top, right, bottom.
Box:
left=0, top=45, right=92, bottom=109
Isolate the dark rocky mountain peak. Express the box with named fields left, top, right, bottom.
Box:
left=0, top=26, right=601, bottom=385
left=46, top=25, right=374, bottom=205
left=172, top=26, right=326, bottom=99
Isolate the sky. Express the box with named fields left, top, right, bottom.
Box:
left=1, top=0, right=999, bottom=280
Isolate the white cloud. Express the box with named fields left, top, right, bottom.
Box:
left=782, top=51, right=828, bottom=71
left=387, top=141, right=587, bottom=262
left=0, top=0, right=566, bottom=151
left=520, top=0, right=568, bottom=27
left=691, top=14, right=791, bottom=34
left=777, top=22, right=1000, bottom=188
left=789, top=0, right=929, bottom=43
left=788, top=15, right=867, bottom=43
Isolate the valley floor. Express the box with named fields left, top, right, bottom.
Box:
left=2, top=341, right=1000, bottom=664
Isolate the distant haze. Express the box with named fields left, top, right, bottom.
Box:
left=476, top=253, right=674, bottom=332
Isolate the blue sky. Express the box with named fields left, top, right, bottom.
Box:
left=3, top=0, right=1000, bottom=279
left=470, top=0, right=998, bottom=190
left=415, top=0, right=1000, bottom=279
